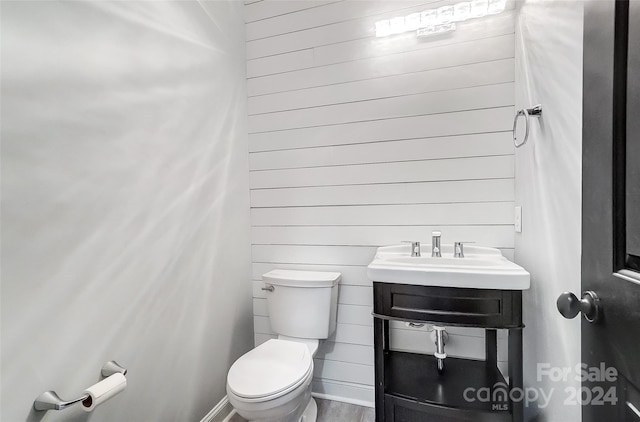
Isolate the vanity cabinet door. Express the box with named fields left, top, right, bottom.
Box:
left=373, top=282, right=522, bottom=328
left=384, top=395, right=509, bottom=422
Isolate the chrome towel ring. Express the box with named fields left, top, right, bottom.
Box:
left=513, top=104, right=542, bottom=148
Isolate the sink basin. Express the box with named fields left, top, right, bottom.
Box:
left=367, top=244, right=530, bottom=290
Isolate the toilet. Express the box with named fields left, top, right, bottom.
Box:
left=226, top=269, right=340, bottom=422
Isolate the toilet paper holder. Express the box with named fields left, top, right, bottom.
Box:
left=33, top=360, right=127, bottom=411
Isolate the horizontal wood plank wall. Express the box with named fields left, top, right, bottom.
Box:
left=245, top=0, right=515, bottom=405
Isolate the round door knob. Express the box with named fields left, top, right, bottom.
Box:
left=556, top=291, right=600, bottom=323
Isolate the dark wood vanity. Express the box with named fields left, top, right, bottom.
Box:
left=373, top=282, right=524, bottom=422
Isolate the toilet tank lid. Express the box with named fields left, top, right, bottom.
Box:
left=263, top=269, right=341, bottom=287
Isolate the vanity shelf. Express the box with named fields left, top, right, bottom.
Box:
left=373, top=282, right=524, bottom=422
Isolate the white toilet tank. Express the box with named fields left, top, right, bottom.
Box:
left=262, top=269, right=340, bottom=339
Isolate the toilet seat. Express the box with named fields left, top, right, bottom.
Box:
left=227, top=339, right=313, bottom=402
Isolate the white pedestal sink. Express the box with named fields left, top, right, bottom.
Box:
left=367, top=244, right=530, bottom=290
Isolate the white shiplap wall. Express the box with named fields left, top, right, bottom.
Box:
left=246, top=0, right=515, bottom=405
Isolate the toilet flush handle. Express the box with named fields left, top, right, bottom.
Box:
left=261, top=285, right=274, bottom=292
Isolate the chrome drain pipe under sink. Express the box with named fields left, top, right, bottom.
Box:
left=431, top=326, right=448, bottom=374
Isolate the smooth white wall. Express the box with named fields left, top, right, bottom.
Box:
left=1, top=1, right=252, bottom=421
left=514, top=1, right=583, bottom=420
left=246, top=0, right=516, bottom=404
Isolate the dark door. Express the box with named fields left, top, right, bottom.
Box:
left=566, top=0, right=640, bottom=420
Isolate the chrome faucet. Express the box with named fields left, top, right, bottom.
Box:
left=431, top=231, right=442, bottom=257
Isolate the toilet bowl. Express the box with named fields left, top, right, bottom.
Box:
left=225, top=270, right=340, bottom=422
left=226, top=339, right=316, bottom=422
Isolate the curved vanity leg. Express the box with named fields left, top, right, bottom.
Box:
left=374, top=318, right=389, bottom=422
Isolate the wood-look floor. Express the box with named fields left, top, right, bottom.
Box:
left=228, top=398, right=374, bottom=422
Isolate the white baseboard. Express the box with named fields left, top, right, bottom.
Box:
left=200, top=395, right=234, bottom=422
left=222, top=410, right=239, bottom=422
left=201, top=381, right=373, bottom=422
left=312, top=391, right=374, bottom=409
left=311, top=379, right=375, bottom=408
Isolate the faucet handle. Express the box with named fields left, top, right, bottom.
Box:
left=453, top=241, right=475, bottom=258
left=453, top=242, right=465, bottom=258
left=431, top=231, right=442, bottom=237
left=401, top=241, right=421, bottom=257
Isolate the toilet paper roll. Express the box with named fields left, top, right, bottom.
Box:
left=81, top=372, right=127, bottom=412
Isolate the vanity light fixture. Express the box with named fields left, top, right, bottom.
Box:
left=487, top=0, right=507, bottom=15
left=436, top=5, right=455, bottom=24
left=470, top=0, right=489, bottom=18
left=389, top=16, right=406, bottom=34
left=453, top=2, right=472, bottom=21
left=405, top=13, right=422, bottom=31
left=417, top=23, right=456, bottom=38
left=420, top=9, right=438, bottom=26
left=375, top=20, right=391, bottom=37
left=374, top=0, right=507, bottom=38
